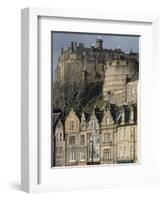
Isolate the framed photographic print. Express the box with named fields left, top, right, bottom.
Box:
left=21, top=8, right=159, bottom=193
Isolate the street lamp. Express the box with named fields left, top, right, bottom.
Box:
left=90, top=139, right=94, bottom=163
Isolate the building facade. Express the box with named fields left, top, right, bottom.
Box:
left=64, top=108, right=80, bottom=166
left=53, top=118, right=65, bottom=166
left=52, top=103, right=138, bottom=166
left=100, top=106, right=115, bottom=164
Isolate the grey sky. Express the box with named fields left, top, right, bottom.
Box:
left=52, top=32, right=139, bottom=75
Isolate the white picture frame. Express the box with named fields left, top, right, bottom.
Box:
left=21, top=7, right=159, bottom=193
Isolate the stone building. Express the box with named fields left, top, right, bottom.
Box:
left=100, top=106, right=115, bottom=164
left=87, top=108, right=100, bottom=164
left=54, top=39, right=138, bottom=84
left=78, top=111, right=88, bottom=165
left=127, top=80, right=138, bottom=104
left=103, top=59, right=138, bottom=103
left=53, top=116, right=65, bottom=167
left=53, top=104, right=138, bottom=166
left=55, top=39, right=105, bottom=83
left=64, top=108, right=80, bottom=166
left=52, top=38, right=139, bottom=167
left=115, top=105, right=137, bottom=163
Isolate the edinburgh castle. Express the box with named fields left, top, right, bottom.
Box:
left=52, top=38, right=139, bottom=167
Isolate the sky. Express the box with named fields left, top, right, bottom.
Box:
left=52, top=32, right=139, bottom=78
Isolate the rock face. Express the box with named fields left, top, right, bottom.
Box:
left=53, top=81, right=103, bottom=116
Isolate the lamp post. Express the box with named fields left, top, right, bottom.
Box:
left=90, top=139, right=94, bottom=164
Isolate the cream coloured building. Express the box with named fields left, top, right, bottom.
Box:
left=53, top=103, right=138, bottom=166
left=53, top=117, right=65, bottom=166
left=87, top=108, right=100, bottom=164
left=78, top=111, right=88, bottom=165
left=64, top=108, right=80, bottom=166
left=53, top=40, right=138, bottom=167
left=100, top=106, right=115, bottom=164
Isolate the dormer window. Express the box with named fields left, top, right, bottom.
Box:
left=106, top=117, right=109, bottom=125
left=70, top=120, right=75, bottom=130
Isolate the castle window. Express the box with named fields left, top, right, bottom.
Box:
left=80, top=135, right=85, bottom=145
left=69, top=136, right=75, bottom=145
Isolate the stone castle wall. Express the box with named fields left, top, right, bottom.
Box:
left=54, top=39, right=138, bottom=84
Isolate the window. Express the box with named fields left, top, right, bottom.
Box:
left=70, top=120, right=75, bottom=130
left=106, top=117, right=109, bottom=125
left=70, top=152, right=75, bottom=161
left=60, top=133, right=62, bottom=141
left=57, top=133, right=60, bottom=141
left=104, top=133, right=110, bottom=142
left=80, top=135, right=85, bottom=145
left=93, top=121, right=97, bottom=130
left=69, top=136, right=75, bottom=145
left=80, top=152, right=85, bottom=161
left=103, top=149, right=111, bottom=160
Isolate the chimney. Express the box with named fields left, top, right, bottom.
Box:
left=61, top=47, right=64, bottom=54
left=74, top=41, right=77, bottom=49
left=71, top=41, right=74, bottom=51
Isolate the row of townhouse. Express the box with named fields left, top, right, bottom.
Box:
left=52, top=105, right=137, bottom=167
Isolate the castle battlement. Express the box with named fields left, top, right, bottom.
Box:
left=54, top=39, right=138, bottom=83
